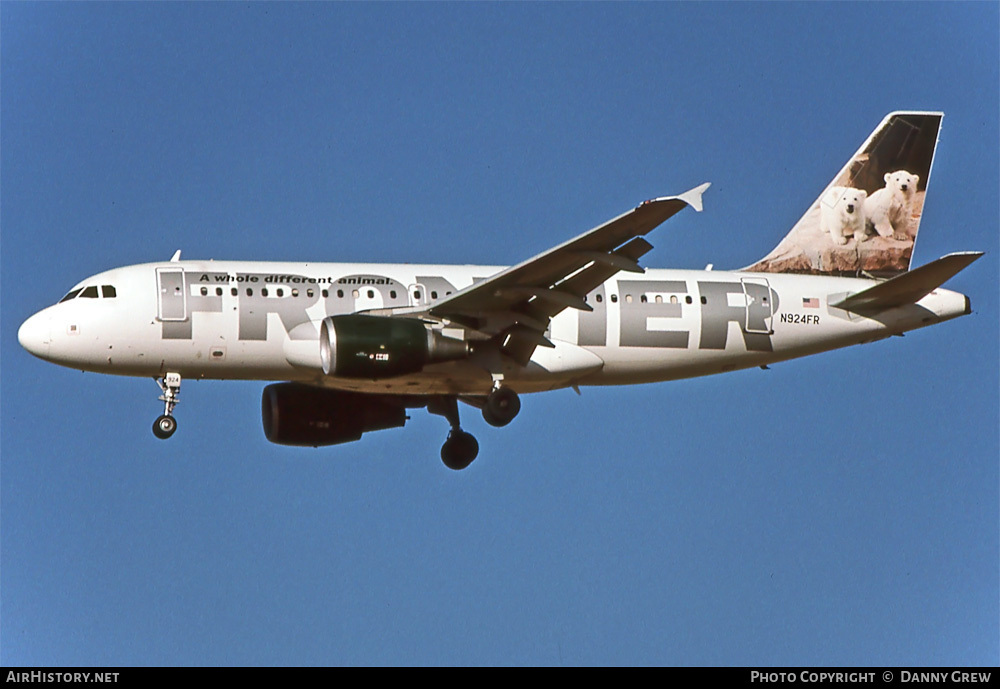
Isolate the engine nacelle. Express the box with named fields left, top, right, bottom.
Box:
left=261, top=382, right=406, bottom=447
left=319, top=315, right=468, bottom=379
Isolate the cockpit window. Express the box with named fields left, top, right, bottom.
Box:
left=58, top=284, right=116, bottom=302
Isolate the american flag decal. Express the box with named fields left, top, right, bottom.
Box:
left=803, top=297, right=819, bottom=308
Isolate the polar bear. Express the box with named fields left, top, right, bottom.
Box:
left=863, top=170, right=919, bottom=240
left=820, top=186, right=868, bottom=245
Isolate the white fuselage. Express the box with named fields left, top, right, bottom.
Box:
left=19, top=260, right=970, bottom=396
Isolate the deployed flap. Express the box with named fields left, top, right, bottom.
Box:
left=830, top=251, right=982, bottom=313
left=745, top=112, right=943, bottom=277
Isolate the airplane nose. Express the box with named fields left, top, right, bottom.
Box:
left=18, top=311, right=52, bottom=360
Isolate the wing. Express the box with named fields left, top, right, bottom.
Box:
left=400, top=183, right=710, bottom=364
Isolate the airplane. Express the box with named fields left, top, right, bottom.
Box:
left=18, top=111, right=982, bottom=470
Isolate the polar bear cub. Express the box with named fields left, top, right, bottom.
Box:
left=821, top=186, right=868, bottom=245
left=864, top=170, right=919, bottom=240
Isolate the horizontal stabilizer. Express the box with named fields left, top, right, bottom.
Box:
left=830, top=251, right=982, bottom=313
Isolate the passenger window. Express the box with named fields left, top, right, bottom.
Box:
left=200, top=287, right=208, bottom=296
left=431, top=291, right=438, bottom=299
left=352, top=290, right=359, bottom=299
left=102, top=285, right=117, bottom=298
left=655, top=295, right=662, bottom=304
left=291, top=289, right=299, bottom=297
left=231, top=288, right=238, bottom=296
left=262, top=288, right=269, bottom=297
left=610, top=294, right=618, bottom=303
left=337, top=289, right=344, bottom=298
left=685, top=296, right=692, bottom=304
left=367, top=289, right=374, bottom=299
left=595, top=294, right=603, bottom=303
left=247, top=288, right=253, bottom=297
left=390, top=290, right=397, bottom=299
left=413, top=291, right=421, bottom=300
left=625, top=294, right=632, bottom=303
left=216, top=287, right=223, bottom=296
left=700, top=296, right=707, bottom=304
left=60, top=289, right=83, bottom=303
left=80, top=286, right=99, bottom=298
left=276, top=288, right=284, bottom=297
left=669, top=295, right=678, bottom=304
left=307, top=289, right=314, bottom=298
left=640, top=295, right=647, bottom=303
left=322, top=289, right=329, bottom=298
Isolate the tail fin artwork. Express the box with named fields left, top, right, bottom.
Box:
left=744, top=111, right=943, bottom=277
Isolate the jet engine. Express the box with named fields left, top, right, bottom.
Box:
left=261, top=382, right=407, bottom=446
left=319, top=315, right=468, bottom=379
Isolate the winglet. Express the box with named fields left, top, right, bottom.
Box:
left=170, top=250, right=182, bottom=262
left=638, top=182, right=711, bottom=213
left=677, top=182, right=711, bottom=213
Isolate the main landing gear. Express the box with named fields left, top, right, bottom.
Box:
left=482, top=385, right=521, bottom=427
left=428, top=385, right=521, bottom=470
left=152, top=372, right=181, bottom=440
left=429, top=397, right=479, bottom=471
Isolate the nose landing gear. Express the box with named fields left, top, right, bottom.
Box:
left=152, top=372, right=181, bottom=440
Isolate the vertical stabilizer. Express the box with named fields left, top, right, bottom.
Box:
left=744, top=112, right=942, bottom=277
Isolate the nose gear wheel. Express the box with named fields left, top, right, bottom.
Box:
left=152, top=372, right=181, bottom=440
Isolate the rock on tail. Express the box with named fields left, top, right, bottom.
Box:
left=743, top=112, right=943, bottom=278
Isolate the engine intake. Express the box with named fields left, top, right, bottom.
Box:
left=320, top=315, right=468, bottom=379
left=262, top=382, right=407, bottom=447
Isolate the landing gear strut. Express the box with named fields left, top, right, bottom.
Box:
left=428, top=397, right=479, bottom=470
left=152, top=372, right=181, bottom=440
left=482, top=385, right=520, bottom=427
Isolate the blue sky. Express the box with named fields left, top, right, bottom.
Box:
left=2, top=3, right=997, bottom=666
